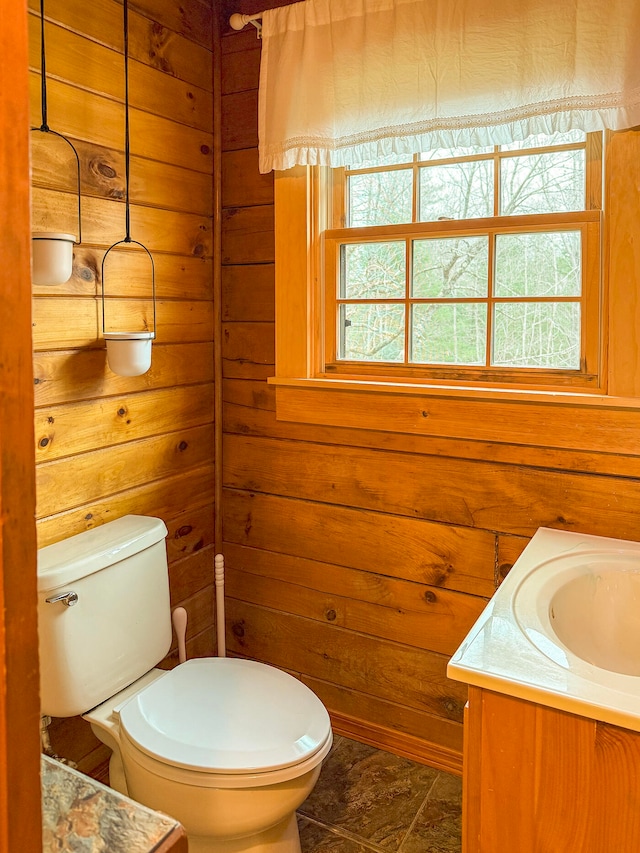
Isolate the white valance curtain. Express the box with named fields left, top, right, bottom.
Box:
left=258, top=0, right=640, bottom=173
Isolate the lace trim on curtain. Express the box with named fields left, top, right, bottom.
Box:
left=261, top=93, right=640, bottom=172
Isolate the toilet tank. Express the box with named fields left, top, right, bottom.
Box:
left=37, top=515, right=172, bottom=718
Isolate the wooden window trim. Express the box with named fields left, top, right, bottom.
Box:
left=271, top=130, right=640, bottom=453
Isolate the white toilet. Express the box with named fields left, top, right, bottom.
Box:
left=37, top=515, right=333, bottom=853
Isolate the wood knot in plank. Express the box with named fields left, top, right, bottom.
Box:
left=423, top=563, right=453, bottom=586
left=89, top=156, right=124, bottom=198
left=97, top=163, right=117, bottom=179
left=440, top=697, right=464, bottom=721
left=74, top=250, right=99, bottom=284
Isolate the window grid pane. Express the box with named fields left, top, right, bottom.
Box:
left=339, top=303, right=406, bottom=362
left=411, top=303, right=488, bottom=365
left=494, top=231, right=582, bottom=298
left=347, top=170, right=413, bottom=227
left=341, top=242, right=406, bottom=299
left=336, top=229, right=584, bottom=370
left=492, top=302, right=581, bottom=368
left=412, top=236, right=489, bottom=298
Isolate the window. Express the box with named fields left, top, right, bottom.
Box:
left=271, top=129, right=640, bottom=449
left=322, top=132, right=603, bottom=391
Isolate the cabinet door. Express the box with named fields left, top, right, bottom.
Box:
left=463, top=687, right=640, bottom=852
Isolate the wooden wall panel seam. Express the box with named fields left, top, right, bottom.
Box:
left=28, top=0, right=215, bottom=54
left=26, top=5, right=214, bottom=91
left=222, top=378, right=640, bottom=479
left=36, top=463, right=216, bottom=548
left=29, top=74, right=214, bottom=175
left=33, top=380, right=217, bottom=408
left=222, top=541, right=493, bottom=604
left=29, top=60, right=214, bottom=136
left=225, top=568, right=486, bottom=656
left=31, top=137, right=212, bottom=218
left=226, top=595, right=454, bottom=662
left=30, top=169, right=214, bottom=218
left=221, top=427, right=640, bottom=551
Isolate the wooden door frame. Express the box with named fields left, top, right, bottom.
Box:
left=0, top=0, right=42, bottom=849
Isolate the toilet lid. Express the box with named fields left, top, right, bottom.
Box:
left=118, top=658, right=332, bottom=775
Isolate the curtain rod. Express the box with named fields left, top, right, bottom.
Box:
left=229, top=12, right=263, bottom=38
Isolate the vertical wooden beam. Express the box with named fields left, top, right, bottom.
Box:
left=213, top=0, right=224, bottom=653
left=606, top=128, right=640, bottom=396
left=0, top=0, right=41, bottom=850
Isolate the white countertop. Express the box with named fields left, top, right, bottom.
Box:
left=447, top=526, right=640, bottom=732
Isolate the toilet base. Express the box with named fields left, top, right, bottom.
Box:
left=188, top=812, right=301, bottom=853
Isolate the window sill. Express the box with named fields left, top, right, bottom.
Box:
left=268, top=374, right=640, bottom=407
left=268, top=375, right=640, bottom=458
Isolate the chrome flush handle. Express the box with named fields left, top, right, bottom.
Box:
left=45, top=591, right=79, bottom=607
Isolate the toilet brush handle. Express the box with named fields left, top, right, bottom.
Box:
left=172, top=606, right=188, bottom=664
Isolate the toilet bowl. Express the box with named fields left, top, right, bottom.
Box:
left=85, top=657, right=332, bottom=853
left=37, top=515, right=333, bottom=853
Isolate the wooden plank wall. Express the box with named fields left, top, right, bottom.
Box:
left=31, top=0, right=214, bottom=775
left=218, top=1, right=640, bottom=772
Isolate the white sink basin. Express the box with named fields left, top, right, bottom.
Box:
left=513, top=551, right=640, bottom=676
left=448, top=528, right=640, bottom=732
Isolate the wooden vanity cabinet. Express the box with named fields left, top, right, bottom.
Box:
left=463, top=686, right=640, bottom=852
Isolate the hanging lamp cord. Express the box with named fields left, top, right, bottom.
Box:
left=33, top=0, right=82, bottom=243
left=101, top=0, right=156, bottom=337
left=123, top=0, right=131, bottom=243
left=39, top=0, right=48, bottom=131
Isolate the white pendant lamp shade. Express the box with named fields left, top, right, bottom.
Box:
left=104, top=332, right=154, bottom=376
left=32, top=231, right=75, bottom=286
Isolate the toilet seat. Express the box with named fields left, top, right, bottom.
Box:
left=117, top=657, right=333, bottom=787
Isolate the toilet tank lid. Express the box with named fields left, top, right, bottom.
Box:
left=37, top=515, right=168, bottom=592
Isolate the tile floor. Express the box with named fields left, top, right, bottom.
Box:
left=297, top=736, right=462, bottom=853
